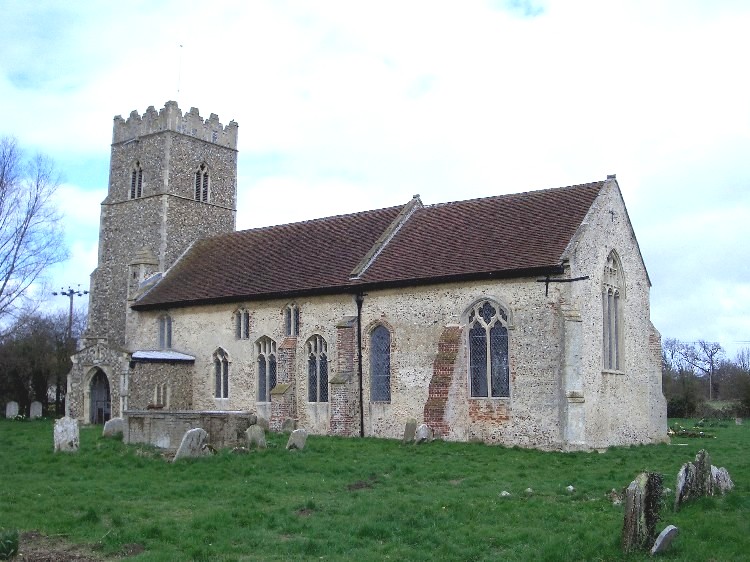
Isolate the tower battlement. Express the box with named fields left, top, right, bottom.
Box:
left=112, top=101, right=238, bottom=149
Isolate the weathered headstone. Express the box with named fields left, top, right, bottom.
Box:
left=415, top=423, right=433, bottom=444
left=246, top=424, right=267, bottom=449
left=402, top=418, right=417, bottom=443
left=102, top=417, right=124, bottom=437
left=675, top=449, right=713, bottom=510
left=286, top=428, right=308, bottom=450
left=650, top=525, right=679, bottom=555
left=30, top=401, right=43, bottom=419
left=736, top=417, right=743, bottom=426
left=281, top=418, right=298, bottom=433
left=53, top=416, right=80, bottom=453
left=255, top=416, right=270, bottom=431
left=5, top=401, right=19, bottom=419
left=711, top=466, right=734, bottom=494
left=622, top=472, right=662, bottom=553
left=173, top=428, right=210, bottom=461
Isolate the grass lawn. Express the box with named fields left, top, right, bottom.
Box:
left=0, top=418, right=748, bottom=561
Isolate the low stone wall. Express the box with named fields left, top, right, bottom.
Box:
left=124, top=410, right=256, bottom=450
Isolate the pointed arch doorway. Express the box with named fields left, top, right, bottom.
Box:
left=90, top=369, right=111, bottom=424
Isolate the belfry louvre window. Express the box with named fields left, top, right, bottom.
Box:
left=130, top=162, right=143, bottom=199
left=307, top=335, right=328, bottom=402
left=194, top=163, right=209, bottom=202
left=370, top=325, right=391, bottom=402
left=214, top=348, right=229, bottom=399
left=257, top=337, right=277, bottom=402
left=468, top=301, right=509, bottom=398
left=603, top=251, right=625, bottom=371
left=158, top=315, right=172, bottom=349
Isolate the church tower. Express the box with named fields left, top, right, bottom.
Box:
left=85, top=101, right=238, bottom=349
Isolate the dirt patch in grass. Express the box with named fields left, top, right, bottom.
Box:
left=347, top=480, right=373, bottom=491
left=16, top=531, right=144, bottom=561
left=16, top=530, right=103, bottom=561
left=295, top=508, right=314, bottom=517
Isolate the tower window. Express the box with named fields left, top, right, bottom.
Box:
left=194, top=163, right=209, bottom=202
left=130, top=162, right=143, bottom=199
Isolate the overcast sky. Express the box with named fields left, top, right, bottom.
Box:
left=1, top=0, right=748, bottom=358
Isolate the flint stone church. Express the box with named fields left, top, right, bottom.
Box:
left=66, top=101, right=667, bottom=450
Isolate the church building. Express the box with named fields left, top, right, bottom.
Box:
left=66, top=102, right=667, bottom=450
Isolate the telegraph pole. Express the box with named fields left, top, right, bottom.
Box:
left=52, top=285, right=89, bottom=415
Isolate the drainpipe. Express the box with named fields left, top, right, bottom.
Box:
left=355, top=292, right=365, bottom=437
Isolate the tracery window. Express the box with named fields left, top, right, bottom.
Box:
left=213, top=348, right=229, bottom=399
left=468, top=300, right=510, bottom=398
left=130, top=161, right=143, bottom=199
left=194, top=163, right=209, bottom=202
left=235, top=309, right=251, bottom=340
left=370, top=325, right=391, bottom=402
left=256, top=337, right=277, bottom=402
left=284, top=304, right=300, bottom=336
left=158, top=314, right=172, bottom=350
left=307, top=335, right=328, bottom=402
left=603, top=251, right=625, bottom=371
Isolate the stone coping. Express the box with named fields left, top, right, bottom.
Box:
left=124, top=410, right=255, bottom=417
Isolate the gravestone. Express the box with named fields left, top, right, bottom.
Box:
left=622, top=472, right=662, bottom=553
left=173, top=428, right=210, bottom=461
left=402, top=418, right=417, bottom=443
left=246, top=425, right=267, bottom=449
left=255, top=416, right=270, bottom=431
left=650, top=525, right=679, bottom=555
left=102, top=417, right=124, bottom=437
left=711, top=466, right=734, bottom=495
left=415, top=424, right=433, bottom=444
left=53, top=417, right=80, bottom=453
left=736, top=418, right=743, bottom=426
left=30, top=401, right=43, bottom=419
left=281, top=418, right=297, bottom=433
left=675, top=449, right=713, bottom=510
left=5, top=401, right=18, bottom=419
left=286, top=428, right=308, bottom=450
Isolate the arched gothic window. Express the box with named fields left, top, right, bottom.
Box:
left=213, top=348, right=229, bottom=399
left=194, top=163, right=209, bottom=202
left=284, top=304, right=300, bottom=336
left=130, top=161, right=143, bottom=199
left=158, top=314, right=172, bottom=350
left=370, top=325, right=391, bottom=402
left=307, top=335, right=328, bottom=402
left=256, top=337, right=277, bottom=402
left=603, top=251, right=625, bottom=371
left=468, top=300, right=510, bottom=398
left=235, top=309, right=250, bottom=340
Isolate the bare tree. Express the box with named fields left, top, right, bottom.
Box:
left=679, top=340, right=725, bottom=401
left=0, top=136, right=67, bottom=323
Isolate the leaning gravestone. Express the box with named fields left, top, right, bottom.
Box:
left=246, top=424, right=267, bottom=449
left=173, top=428, right=210, bottom=461
left=102, top=417, right=124, bottom=437
left=402, top=418, right=417, bottom=443
left=415, top=423, right=433, bottom=444
left=30, top=401, right=43, bottom=419
left=255, top=416, right=270, bottom=431
left=711, top=466, right=734, bottom=494
left=286, top=428, right=308, bottom=450
left=675, top=449, right=713, bottom=510
left=621, top=472, right=662, bottom=553
left=650, top=525, right=679, bottom=555
left=53, top=416, right=80, bottom=453
left=5, top=401, right=19, bottom=419
left=281, top=418, right=298, bottom=433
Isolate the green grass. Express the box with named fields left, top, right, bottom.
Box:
left=0, top=418, right=748, bottom=561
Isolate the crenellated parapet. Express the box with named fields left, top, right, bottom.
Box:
left=112, top=101, right=238, bottom=149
